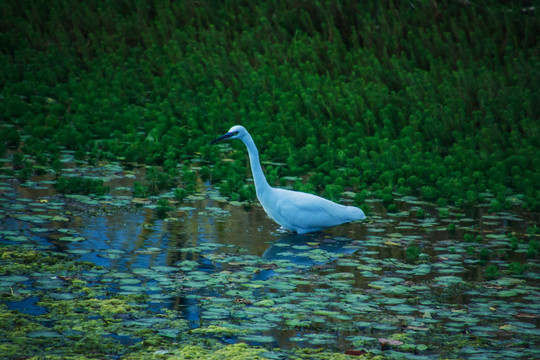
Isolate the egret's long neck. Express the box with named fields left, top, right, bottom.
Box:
left=241, top=134, right=270, bottom=195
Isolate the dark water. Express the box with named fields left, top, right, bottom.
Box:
left=1, top=169, right=539, bottom=358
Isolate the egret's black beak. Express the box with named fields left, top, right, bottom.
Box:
left=210, top=131, right=236, bottom=145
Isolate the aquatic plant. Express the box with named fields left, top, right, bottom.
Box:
left=508, top=262, right=528, bottom=275
left=485, top=264, right=500, bottom=280
left=510, top=235, right=521, bottom=251
left=1, top=127, right=20, bottom=149
left=55, top=177, right=109, bottom=196
left=1, top=160, right=539, bottom=359
left=174, top=188, right=189, bottom=203
left=133, top=182, right=150, bottom=198
left=156, top=198, right=172, bottom=219
left=0, top=0, right=538, bottom=210
left=406, top=246, right=422, bottom=263
left=527, top=238, right=539, bottom=258
left=479, top=248, right=490, bottom=265
left=132, top=166, right=176, bottom=197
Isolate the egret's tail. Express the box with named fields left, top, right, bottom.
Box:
left=346, top=206, right=366, bottom=221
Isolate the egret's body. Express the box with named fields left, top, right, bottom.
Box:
left=211, top=125, right=366, bottom=234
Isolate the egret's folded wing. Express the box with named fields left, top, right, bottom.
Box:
left=275, top=190, right=349, bottom=230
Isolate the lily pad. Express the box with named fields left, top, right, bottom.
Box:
left=58, top=236, right=85, bottom=242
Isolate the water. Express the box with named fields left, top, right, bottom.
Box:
left=1, top=165, right=539, bottom=358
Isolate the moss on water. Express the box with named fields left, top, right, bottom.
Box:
left=124, top=343, right=267, bottom=360
left=290, top=348, right=379, bottom=360
left=2, top=247, right=373, bottom=359
left=0, top=246, right=191, bottom=359
left=123, top=343, right=379, bottom=360
left=189, top=325, right=248, bottom=337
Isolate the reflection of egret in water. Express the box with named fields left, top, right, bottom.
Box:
left=175, top=233, right=365, bottom=329
left=256, top=233, right=364, bottom=280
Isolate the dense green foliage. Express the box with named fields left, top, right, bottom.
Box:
left=1, top=0, right=539, bottom=208
left=55, top=176, right=110, bottom=195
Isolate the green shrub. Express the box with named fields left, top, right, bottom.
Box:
left=0, top=0, right=538, bottom=210
left=508, top=262, right=527, bottom=275
left=485, top=264, right=500, bottom=280
left=528, top=238, right=539, bottom=258
left=406, top=246, right=422, bottom=263
left=133, top=182, right=150, bottom=198
left=56, top=177, right=109, bottom=196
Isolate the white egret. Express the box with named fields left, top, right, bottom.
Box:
left=210, top=125, right=366, bottom=234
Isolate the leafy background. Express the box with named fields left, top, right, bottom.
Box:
left=1, top=0, right=539, bottom=209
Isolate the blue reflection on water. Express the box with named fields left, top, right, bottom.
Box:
left=5, top=296, right=48, bottom=315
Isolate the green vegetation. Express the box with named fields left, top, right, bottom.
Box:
left=174, top=187, right=189, bottom=203
left=0, top=158, right=538, bottom=358
left=485, top=264, right=500, bottom=280
left=133, top=166, right=176, bottom=197
left=156, top=198, right=172, bottom=219
left=0, top=0, right=538, bottom=209
left=1, top=246, right=382, bottom=359
left=508, top=261, right=528, bottom=275
left=55, top=176, right=109, bottom=195
left=405, top=245, right=422, bottom=263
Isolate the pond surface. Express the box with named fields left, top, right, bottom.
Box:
left=1, top=160, right=539, bottom=359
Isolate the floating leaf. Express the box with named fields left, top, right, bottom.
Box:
left=58, top=236, right=85, bottom=242
left=240, top=334, right=275, bottom=343
left=378, top=338, right=404, bottom=346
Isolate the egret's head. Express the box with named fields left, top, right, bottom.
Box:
left=210, top=125, right=247, bottom=144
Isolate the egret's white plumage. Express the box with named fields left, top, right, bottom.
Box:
left=210, top=125, right=366, bottom=233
